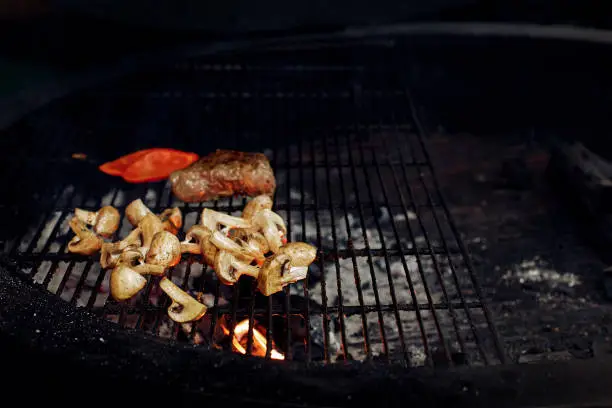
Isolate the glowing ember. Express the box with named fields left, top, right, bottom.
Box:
left=222, top=319, right=285, bottom=360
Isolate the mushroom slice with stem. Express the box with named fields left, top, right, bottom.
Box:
left=159, top=277, right=207, bottom=323
left=99, top=228, right=142, bottom=269
left=146, top=231, right=181, bottom=268
left=213, top=251, right=260, bottom=285
left=126, top=198, right=154, bottom=227
left=257, top=242, right=316, bottom=296
left=230, top=229, right=270, bottom=260
left=201, top=208, right=251, bottom=232
left=159, top=207, right=182, bottom=235
left=67, top=218, right=103, bottom=255
left=242, top=195, right=273, bottom=221
left=209, top=230, right=264, bottom=263
left=138, top=213, right=164, bottom=256
left=100, top=243, right=120, bottom=269
left=118, top=248, right=166, bottom=276
left=180, top=225, right=217, bottom=265
left=179, top=226, right=204, bottom=255
left=251, top=209, right=287, bottom=254
left=74, top=206, right=121, bottom=238
left=110, top=264, right=147, bottom=301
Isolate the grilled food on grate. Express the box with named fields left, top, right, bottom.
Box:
left=74, top=206, right=120, bottom=238
left=169, top=149, right=276, bottom=203
left=65, top=196, right=316, bottom=323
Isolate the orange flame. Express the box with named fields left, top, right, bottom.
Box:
left=222, top=319, right=285, bottom=360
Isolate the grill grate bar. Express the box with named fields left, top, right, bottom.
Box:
left=226, top=195, right=242, bottom=353
left=298, top=137, right=312, bottom=362
left=404, top=90, right=507, bottom=364
left=100, top=300, right=485, bottom=316
left=67, top=188, right=121, bottom=307
left=55, top=188, right=110, bottom=307
left=388, top=129, right=457, bottom=363
left=69, top=190, right=117, bottom=309
left=61, top=202, right=441, bottom=214
left=339, top=132, right=390, bottom=359
left=392, top=127, right=473, bottom=359
left=40, top=189, right=89, bottom=290
left=14, top=246, right=460, bottom=263
left=280, top=96, right=294, bottom=362
left=145, top=182, right=175, bottom=333
left=352, top=81, right=411, bottom=362
left=368, top=121, right=435, bottom=362
left=10, top=183, right=69, bottom=258
left=322, top=128, right=351, bottom=360
left=310, top=133, right=331, bottom=363
left=334, top=135, right=373, bottom=359
left=244, top=85, right=260, bottom=358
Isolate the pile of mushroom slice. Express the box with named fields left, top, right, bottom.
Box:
left=182, top=195, right=317, bottom=296
left=68, top=199, right=206, bottom=323
left=66, top=195, right=316, bottom=325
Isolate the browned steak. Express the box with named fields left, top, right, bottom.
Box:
left=169, top=150, right=276, bottom=203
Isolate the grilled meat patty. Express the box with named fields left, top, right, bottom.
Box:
left=170, top=150, right=276, bottom=202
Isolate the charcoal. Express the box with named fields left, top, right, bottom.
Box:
left=604, top=271, right=612, bottom=301
left=292, top=342, right=325, bottom=362
left=497, top=157, right=533, bottom=190
left=518, top=350, right=573, bottom=364
left=592, top=337, right=612, bottom=357
left=427, top=350, right=468, bottom=367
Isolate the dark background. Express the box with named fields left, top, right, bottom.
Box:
left=3, top=1, right=612, bottom=156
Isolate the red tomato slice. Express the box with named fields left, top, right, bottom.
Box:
left=99, top=149, right=159, bottom=176
left=122, top=149, right=199, bottom=183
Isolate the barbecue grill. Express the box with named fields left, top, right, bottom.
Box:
left=3, top=16, right=612, bottom=407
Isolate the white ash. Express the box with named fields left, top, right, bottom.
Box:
left=393, top=211, right=417, bottom=222
left=377, top=207, right=391, bottom=223
left=501, top=258, right=582, bottom=289
left=289, top=188, right=304, bottom=201
left=309, top=316, right=342, bottom=361
left=157, top=317, right=175, bottom=339
left=408, top=345, right=427, bottom=366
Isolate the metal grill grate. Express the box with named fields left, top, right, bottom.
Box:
left=3, top=59, right=505, bottom=367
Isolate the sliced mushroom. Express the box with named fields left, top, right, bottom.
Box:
left=257, top=242, right=316, bottom=296
left=213, top=251, right=260, bottom=285
left=138, top=213, right=164, bottom=255
left=230, top=229, right=270, bottom=259
left=209, top=230, right=264, bottom=263
left=126, top=198, right=153, bottom=226
left=159, top=207, right=182, bottom=235
left=132, top=263, right=166, bottom=276
left=67, top=218, right=103, bottom=255
left=181, top=225, right=217, bottom=265
left=74, top=206, right=121, bottom=238
left=110, top=264, right=147, bottom=301
left=117, top=246, right=144, bottom=265
left=180, top=241, right=201, bottom=255
left=201, top=208, right=251, bottom=232
left=159, top=277, right=207, bottom=323
left=251, top=209, right=287, bottom=254
left=278, top=242, right=317, bottom=267
left=242, top=195, right=273, bottom=221
left=100, top=243, right=119, bottom=269
left=99, top=228, right=142, bottom=269
left=146, top=231, right=181, bottom=267
left=115, top=247, right=166, bottom=276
